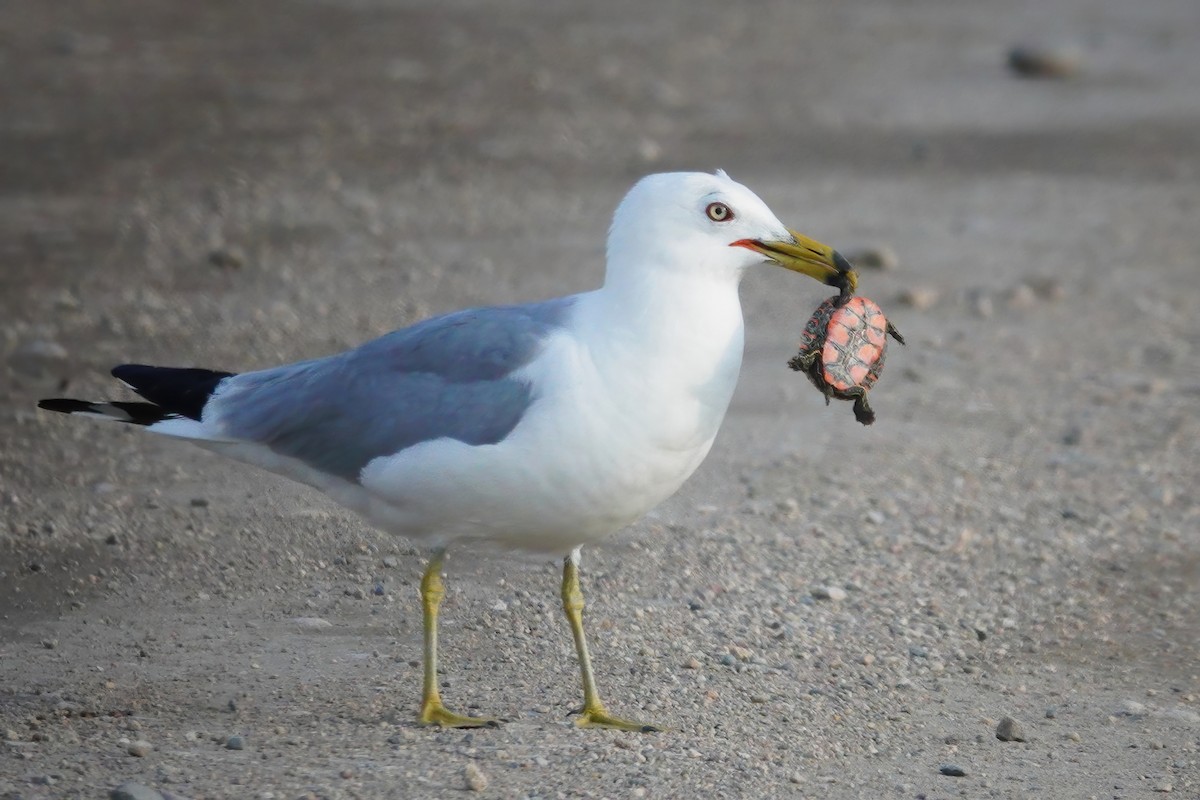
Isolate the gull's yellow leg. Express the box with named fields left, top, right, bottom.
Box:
left=561, top=548, right=661, bottom=732
left=417, top=550, right=497, bottom=728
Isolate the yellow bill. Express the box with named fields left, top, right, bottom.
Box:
left=732, top=230, right=858, bottom=296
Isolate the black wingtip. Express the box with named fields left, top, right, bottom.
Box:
left=111, top=363, right=150, bottom=381
left=37, top=398, right=175, bottom=425
left=38, top=398, right=94, bottom=414
left=111, top=364, right=235, bottom=421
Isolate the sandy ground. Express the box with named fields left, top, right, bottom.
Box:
left=2, top=1, right=1199, bottom=798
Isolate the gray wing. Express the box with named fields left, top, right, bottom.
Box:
left=212, top=298, right=575, bottom=480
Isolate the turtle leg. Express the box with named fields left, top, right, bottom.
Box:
left=417, top=550, right=499, bottom=728
left=886, top=321, right=905, bottom=345
left=787, top=350, right=818, bottom=373
left=561, top=548, right=662, bottom=732
left=813, top=362, right=833, bottom=406
left=789, top=352, right=834, bottom=405
left=852, top=393, right=876, bottom=426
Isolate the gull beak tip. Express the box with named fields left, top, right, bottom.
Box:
left=736, top=232, right=859, bottom=295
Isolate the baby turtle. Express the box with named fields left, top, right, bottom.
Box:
left=788, top=295, right=904, bottom=425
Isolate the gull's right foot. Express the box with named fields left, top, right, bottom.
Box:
left=418, top=700, right=499, bottom=729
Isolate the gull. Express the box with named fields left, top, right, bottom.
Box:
left=38, top=170, right=856, bottom=732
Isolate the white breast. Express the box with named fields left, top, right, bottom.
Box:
left=358, top=285, right=746, bottom=553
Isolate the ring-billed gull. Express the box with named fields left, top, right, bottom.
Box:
left=39, top=170, right=856, bottom=731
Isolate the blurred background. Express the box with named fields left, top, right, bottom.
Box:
left=2, top=1, right=1198, bottom=797
left=5, top=0, right=1197, bottom=361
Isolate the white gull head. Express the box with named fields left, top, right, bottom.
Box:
left=604, top=170, right=794, bottom=288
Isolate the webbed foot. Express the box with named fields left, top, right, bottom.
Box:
left=418, top=699, right=499, bottom=729
left=573, top=703, right=662, bottom=733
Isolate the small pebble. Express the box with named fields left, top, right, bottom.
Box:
left=811, top=585, right=847, bottom=602
left=127, top=739, right=152, bottom=757
left=382, top=556, right=399, bottom=568
left=939, top=764, right=967, bottom=777
left=775, top=498, right=800, bottom=517
left=111, top=782, right=165, bottom=800
left=1007, top=43, right=1082, bottom=79
left=50, top=31, right=112, bottom=57
left=995, top=716, right=1026, bottom=742
left=51, top=289, right=82, bottom=310
left=898, top=287, right=939, bottom=311
left=208, top=248, right=245, bottom=269
left=1003, top=283, right=1038, bottom=310
left=966, top=288, right=994, bottom=318
left=12, top=340, right=69, bottom=375
left=226, top=735, right=245, bottom=750
left=1062, top=425, right=1088, bottom=447
left=844, top=245, right=899, bottom=271
left=465, top=762, right=488, bottom=792
left=1120, top=700, right=1147, bottom=716
left=16, top=339, right=69, bottom=361
left=1023, top=276, right=1065, bottom=301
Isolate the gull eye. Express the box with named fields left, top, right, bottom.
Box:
left=706, top=202, right=734, bottom=222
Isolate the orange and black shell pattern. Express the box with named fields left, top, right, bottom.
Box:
left=788, top=295, right=904, bottom=425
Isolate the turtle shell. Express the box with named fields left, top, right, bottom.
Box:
left=788, top=295, right=904, bottom=425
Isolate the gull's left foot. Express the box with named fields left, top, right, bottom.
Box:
left=573, top=703, right=662, bottom=733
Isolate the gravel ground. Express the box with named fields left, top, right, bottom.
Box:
left=2, top=1, right=1199, bottom=798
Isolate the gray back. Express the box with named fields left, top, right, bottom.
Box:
left=216, top=298, right=575, bottom=481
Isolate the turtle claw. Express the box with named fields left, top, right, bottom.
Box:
left=787, top=350, right=816, bottom=373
